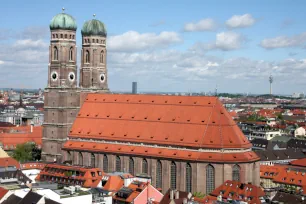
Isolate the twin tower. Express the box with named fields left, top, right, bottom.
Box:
left=42, top=10, right=109, bottom=162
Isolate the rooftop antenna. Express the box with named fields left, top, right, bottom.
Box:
left=62, top=7, right=65, bottom=13
left=269, top=74, right=273, bottom=95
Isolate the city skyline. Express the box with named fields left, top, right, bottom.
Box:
left=0, top=0, right=306, bottom=94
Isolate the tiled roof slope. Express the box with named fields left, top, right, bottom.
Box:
left=69, top=94, right=251, bottom=149
left=63, top=140, right=259, bottom=163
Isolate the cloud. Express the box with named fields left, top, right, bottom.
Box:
left=260, top=32, right=306, bottom=49
left=184, top=18, right=217, bottom=32
left=226, top=14, right=256, bottom=29
left=190, top=31, right=245, bottom=52
left=0, top=60, right=4, bottom=65
left=108, top=31, right=182, bottom=52
left=281, top=19, right=294, bottom=29
left=13, top=39, right=48, bottom=49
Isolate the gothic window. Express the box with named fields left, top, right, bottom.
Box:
left=116, top=156, right=121, bottom=172
left=156, top=160, right=162, bottom=188
left=56, top=34, right=58, bottom=38
left=70, top=35, right=72, bottom=39
left=72, top=35, right=74, bottom=39
left=103, top=154, right=108, bottom=172
left=53, top=47, right=58, bottom=61
left=65, top=34, right=67, bottom=38
left=232, top=164, right=240, bottom=181
left=52, top=34, right=55, bottom=38
left=170, top=161, right=176, bottom=189
left=85, top=50, right=90, bottom=63
left=142, top=159, right=148, bottom=174
left=60, top=34, right=63, bottom=38
left=69, top=47, right=73, bottom=61
left=100, top=50, right=104, bottom=63
left=186, top=163, right=192, bottom=192
left=88, top=39, right=90, bottom=43
left=206, top=164, right=215, bottom=194
left=78, top=152, right=83, bottom=166
left=129, top=157, right=134, bottom=175
left=91, top=153, right=95, bottom=167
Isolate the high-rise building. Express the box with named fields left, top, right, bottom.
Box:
left=132, top=82, right=137, bottom=94
left=42, top=9, right=109, bottom=162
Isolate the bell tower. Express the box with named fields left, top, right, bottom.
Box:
left=42, top=9, right=81, bottom=162
left=80, top=14, right=109, bottom=91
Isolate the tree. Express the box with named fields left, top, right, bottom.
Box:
left=193, top=192, right=205, bottom=199
left=12, top=142, right=41, bottom=162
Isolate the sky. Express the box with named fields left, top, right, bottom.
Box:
left=0, top=0, right=306, bottom=94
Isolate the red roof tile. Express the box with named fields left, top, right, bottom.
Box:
left=0, top=126, right=42, bottom=150
left=0, top=187, right=8, bottom=200
left=68, top=94, right=252, bottom=149
left=0, top=157, right=20, bottom=169
left=290, top=158, right=306, bottom=167
left=210, top=180, right=265, bottom=203
left=63, top=140, right=259, bottom=163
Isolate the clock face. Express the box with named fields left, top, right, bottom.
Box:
left=51, top=71, right=58, bottom=81
left=100, top=73, right=106, bottom=83
left=68, top=72, right=75, bottom=82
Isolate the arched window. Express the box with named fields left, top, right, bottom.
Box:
left=70, top=35, right=72, bottom=39
left=129, top=157, right=134, bottom=175
left=186, top=163, right=192, bottom=192
left=72, top=35, right=74, bottom=39
left=142, top=159, right=148, bottom=174
left=232, top=164, right=240, bottom=181
left=78, top=152, right=83, bottom=166
left=53, top=47, right=58, bottom=61
left=69, top=47, right=73, bottom=61
left=156, top=160, right=162, bottom=188
left=103, top=154, right=108, bottom=172
left=60, top=34, right=63, bottom=38
left=56, top=34, right=58, bottom=38
left=206, top=164, right=215, bottom=194
left=85, top=50, right=90, bottom=63
left=88, top=39, right=90, bottom=43
left=116, top=156, right=121, bottom=172
left=100, top=50, right=104, bottom=63
left=52, top=34, right=55, bottom=38
left=170, top=161, right=176, bottom=189
left=91, top=153, right=95, bottom=167
left=65, top=34, right=67, bottom=39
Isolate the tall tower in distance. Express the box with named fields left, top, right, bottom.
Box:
left=269, top=74, right=273, bottom=95
left=132, top=82, right=137, bottom=94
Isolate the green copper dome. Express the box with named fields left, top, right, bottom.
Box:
left=81, top=19, right=107, bottom=37
left=50, top=13, right=77, bottom=31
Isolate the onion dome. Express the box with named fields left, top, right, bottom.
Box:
left=50, top=9, right=77, bottom=31
left=81, top=15, right=107, bottom=37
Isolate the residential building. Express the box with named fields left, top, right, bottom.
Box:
left=204, top=180, right=266, bottom=204
left=255, top=149, right=305, bottom=165
left=36, top=163, right=104, bottom=188
left=113, top=181, right=163, bottom=204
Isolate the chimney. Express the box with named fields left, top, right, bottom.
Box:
left=170, top=190, right=174, bottom=200
left=175, top=190, right=179, bottom=199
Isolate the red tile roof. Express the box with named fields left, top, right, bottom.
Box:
left=209, top=180, right=265, bottom=204
left=0, top=126, right=42, bottom=150
left=103, top=175, right=124, bottom=192
left=0, top=187, right=8, bottom=200
left=0, top=157, right=20, bottom=169
left=36, top=163, right=104, bottom=188
left=63, top=140, right=259, bottom=163
left=68, top=94, right=252, bottom=149
left=290, top=158, right=306, bottom=167
left=21, top=162, right=46, bottom=170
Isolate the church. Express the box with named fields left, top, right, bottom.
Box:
left=42, top=10, right=260, bottom=194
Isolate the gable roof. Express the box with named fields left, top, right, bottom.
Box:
left=17, top=191, right=42, bottom=204
left=255, top=149, right=305, bottom=161
left=68, top=94, right=252, bottom=150
left=2, top=194, right=22, bottom=204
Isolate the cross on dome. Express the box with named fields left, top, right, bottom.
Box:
left=93, top=14, right=96, bottom=18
